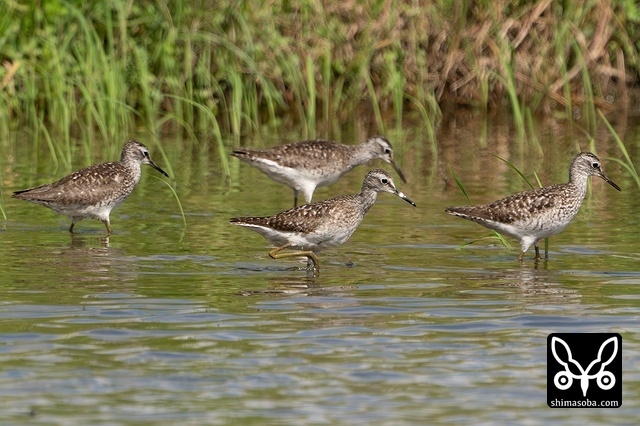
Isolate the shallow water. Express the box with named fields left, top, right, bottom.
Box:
left=1, top=113, right=640, bottom=424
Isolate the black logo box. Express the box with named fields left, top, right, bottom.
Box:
left=547, top=333, right=622, bottom=408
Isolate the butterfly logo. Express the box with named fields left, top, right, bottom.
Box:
left=551, top=336, right=618, bottom=397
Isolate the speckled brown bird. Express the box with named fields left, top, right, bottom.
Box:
left=231, top=136, right=407, bottom=206
left=230, top=169, right=416, bottom=275
left=446, top=152, right=621, bottom=262
left=13, top=140, right=169, bottom=234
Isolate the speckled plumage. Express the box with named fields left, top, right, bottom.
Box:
left=446, top=152, right=621, bottom=261
left=230, top=169, right=416, bottom=275
left=13, top=140, right=169, bottom=233
left=232, top=136, right=406, bottom=206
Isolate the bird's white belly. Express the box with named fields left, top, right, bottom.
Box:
left=492, top=216, right=572, bottom=241
left=255, top=159, right=341, bottom=188
left=54, top=199, right=121, bottom=221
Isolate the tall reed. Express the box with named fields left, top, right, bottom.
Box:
left=599, top=110, right=640, bottom=188
left=0, top=0, right=637, bottom=161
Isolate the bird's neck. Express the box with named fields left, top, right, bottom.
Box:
left=559, top=174, right=590, bottom=218
left=119, top=160, right=143, bottom=183
left=568, top=171, right=590, bottom=199
left=358, top=187, right=379, bottom=214
left=351, top=142, right=376, bottom=165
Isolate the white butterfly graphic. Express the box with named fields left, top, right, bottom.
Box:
left=551, top=336, right=618, bottom=397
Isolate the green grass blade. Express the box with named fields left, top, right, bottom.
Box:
left=306, top=54, right=316, bottom=139
left=455, top=235, right=513, bottom=252
left=152, top=175, right=187, bottom=233
left=449, top=165, right=472, bottom=204
left=163, top=94, right=230, bottom=177
left=0, top=179, right=5, bottom=224
left=493, top=155, right=535, bottom=189
left=598, top=109, right=639, bottom=188
left=532, top=171, right=543, bottom=188
left=362, top=66, right=384, bottom=134
left=607, top=158, right=639, bottom=187
left=450, top=163, right=513, bottom=252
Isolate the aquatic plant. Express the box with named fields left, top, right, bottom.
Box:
left=599, top=110, right=640, bottom=188
left=0, top=0, right=637, bottom=164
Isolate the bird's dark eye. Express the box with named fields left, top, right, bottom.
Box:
left=592, top=162, right=600, bottom=169
left=384, top=149, right=391, bottom=155
left=381, top=178, right=388, bottom=184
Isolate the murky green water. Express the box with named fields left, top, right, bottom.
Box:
left=1, top=113, right=640, bottom=424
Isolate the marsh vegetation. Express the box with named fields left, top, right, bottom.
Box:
left=1, top=1, right=638, bottom=146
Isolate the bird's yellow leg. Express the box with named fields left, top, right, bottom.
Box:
left=102, top=219, right=112, bottom=235
left=518, top=251, right=525, bottom=262
left=69, top=217, right=81, bottom=233
left=269, top=244, right=320, bottom=276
